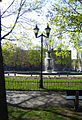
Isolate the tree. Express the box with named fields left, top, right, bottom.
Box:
left=1, top=0, right=47, bottom=41
left=49, top=0, right=82, bottom=50
left=0, top=8, right=8, bottom=120
left=0, top=0, right=27, bottom=118
left=54, top=49, right=71, bottom=65
left=2, top=43, right=47, bottom=71
left=27, top=45, right=46, bottom=70
left=2, top=42, right=16, bottom=65
left=0, top=0, right=47, bottom=119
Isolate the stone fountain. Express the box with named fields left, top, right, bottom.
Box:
left=44, top=51, right=54, bottom=73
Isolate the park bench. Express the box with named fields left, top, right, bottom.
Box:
left=66, top=90, right=82, bottom=111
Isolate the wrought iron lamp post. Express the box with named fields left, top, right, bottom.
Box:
left=34, top=24, right=51, bottom=88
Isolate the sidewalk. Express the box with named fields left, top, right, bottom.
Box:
left=6, top=91, right=78, bottom=108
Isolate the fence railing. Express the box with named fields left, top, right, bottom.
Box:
left=4, top=71, right=82, bottom=77
left=5, top=78, right=82, bottom=91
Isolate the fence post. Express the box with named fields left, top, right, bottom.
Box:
left=74, top=91, right=79, bottom=111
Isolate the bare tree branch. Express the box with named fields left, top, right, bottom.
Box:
left=1, top=0, right=15, bottom=16
left=2, top=12, right=16, bottom=18
left=3, top=38, right=19, bottom=41
left=1, top=0, right=26, bottom=40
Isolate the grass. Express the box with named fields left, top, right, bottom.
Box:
left=5, top=77, right=82, bottom=90
left=6, top=76, right=82, bottom=119
left=8, top=105, right=82, bottom=120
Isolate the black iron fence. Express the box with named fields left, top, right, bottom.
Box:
left=5, top=77, right=82, bottom=91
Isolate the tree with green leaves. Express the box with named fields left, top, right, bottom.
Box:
left=49, top=0, right=82, bottom=50
left=0, top=0, right=27, bottom=118
left=1, top=0, right=28, bottom=118
left=0, top=0, right=47, bottom=119
left=27, top=45, right=46, bottom=70
left=46, top=0, right=82, bottom=69
left=2, top=43, right=30, bottom=71
left=0, top=3, right=9, bottom=120
left=2, top=42, right=16, bottom=65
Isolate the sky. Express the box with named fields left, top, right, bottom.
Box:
left=0, top=0, right=78, bottom=59
left=0, top=0, right=54, bottom=44
left=0, top=0, right=66, bottom=40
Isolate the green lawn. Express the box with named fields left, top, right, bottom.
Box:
left=7, top=77, right=82, bottom=119
left=5, top=77, right=82, bottom=90
left=8, top=105, right=82, bottom=120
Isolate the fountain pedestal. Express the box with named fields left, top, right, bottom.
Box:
left=45, top=52, right=54, bottom=73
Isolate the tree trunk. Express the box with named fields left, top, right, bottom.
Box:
left=0, top=9, right=8, bottom=120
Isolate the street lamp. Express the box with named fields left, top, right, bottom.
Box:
left=34, top=24, right=51, bottom=88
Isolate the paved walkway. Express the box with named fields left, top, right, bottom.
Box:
left=6, top=91, right=81, bottom=109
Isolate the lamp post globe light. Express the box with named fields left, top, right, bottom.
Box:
left=34, top=24, right=51, bottom=88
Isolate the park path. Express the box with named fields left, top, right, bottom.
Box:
left=6, top=91, right=79, bottom=108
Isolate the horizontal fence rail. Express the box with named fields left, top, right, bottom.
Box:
left=4, top=71, right=82, bottom=76
left=5, top=77, right=82, bottom=91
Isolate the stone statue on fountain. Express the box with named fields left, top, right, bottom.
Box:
left=44, top=49, right=54, bottom=73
